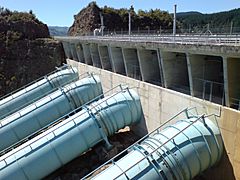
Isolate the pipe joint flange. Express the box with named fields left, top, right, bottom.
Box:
left=83, top=105, right=112, bottom=150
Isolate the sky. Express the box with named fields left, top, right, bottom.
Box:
left=0, top=0, right=240, bottom=26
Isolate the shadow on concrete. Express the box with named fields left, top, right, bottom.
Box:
left=131, top=113, right=148, bottom=137
left=194, top=147, right=235, bottom=180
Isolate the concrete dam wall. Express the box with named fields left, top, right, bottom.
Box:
left=58, top=36, right=240, bottom=110
left=68, top=59, right=240, bottom=179
left=56, top=36, right=240, bottom=179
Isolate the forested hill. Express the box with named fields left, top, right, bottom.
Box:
left=177, top=8, right=240, bottom=29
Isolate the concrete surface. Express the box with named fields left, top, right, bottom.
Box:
left=98, top=45, right=112, bottom=70
left=75, top=43, right=85, bottom=63
left=67, top=59, right=240, bottom=180
left=108, top=46, right=126, bottom=75
left=82, top=43, right=92, bottom=65
left=137, top=49, right=161, bottom=85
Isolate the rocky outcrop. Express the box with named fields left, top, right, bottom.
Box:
left=0, top=10, right=65, bottom=96
left=68, top=2, right=174, bottom=36
left=68, top=2, right=101, bottom=36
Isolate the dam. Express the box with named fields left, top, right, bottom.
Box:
left=1, top=1, right=240, bottom=179
left=0, top=34, right=239, bottom=179
left=56, top=34, right=240, bottom=179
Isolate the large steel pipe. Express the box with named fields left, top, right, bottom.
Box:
left=0, top=89, right=142, bottom=180
left=0, top=66, right=79, bottom=120
left=93, top=117, right=223, bottom=180
left=0, top=75, right=102, bottom=151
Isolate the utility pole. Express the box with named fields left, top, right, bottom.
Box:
left=173, top=4, right=177, bottom=36
left=230, top=21, right=233, bottom=35
left=100, top=12, right=104, bottom=36
left=188, top=24, right=191, bottom=34
left=128, top=8, right=131, bottom=36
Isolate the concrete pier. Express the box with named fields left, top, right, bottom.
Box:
left=227, top=57, right=240, bottom=108
left=122, top=48, right=142, bottom=80
left=137, top=49, right=161, bottom=85
left=62, top=41, right=72, bottom=59
left=89, top=43, right=102, bottom=68
left=75, top=43, right=85, bottom=63
left=82, top=44, right=92, bottom=65
left=161, top=51, right=190, bottom=94
left=108, top=46, right=126, bottom=75
left=98, top=45, right=112, bottom=70
left=70, top=43, right=78, bottom=61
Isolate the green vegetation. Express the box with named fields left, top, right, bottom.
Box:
left=0, top=6, right=41, bottom=23
left=101, top=5, right=174, bottom=32
left=6, top=31, right=22, bottom=45
left=177, top=8, right=240, bottom=33
left=100, top=4, right=240, bottom=33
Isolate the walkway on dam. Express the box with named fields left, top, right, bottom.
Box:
left=59, top=34, right=240, bottom=46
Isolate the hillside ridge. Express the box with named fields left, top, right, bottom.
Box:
left=0, top=8, right=65, bottom=96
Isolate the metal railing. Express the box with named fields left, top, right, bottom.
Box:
left=0, top=65, right=79, bottom=120
left=0, top=72, right=89, bottom=127
left=0, top=84, right=126, bottom=157
left=112, top=114, right=221, bottom=180
left=56, top=33, right=240, bottom=46
left=193, top=78, right=225, bottom=105
left=82, top=107, right=221, bottom=179
left=168, top=83, right=191, bottom=95
left=81, top=107, right=208, bottom=179
left=230, top=98, right=240, bottom=110
left=70, top=25, right=240, bottom=36
left=127, top=64, right=142, bottom=80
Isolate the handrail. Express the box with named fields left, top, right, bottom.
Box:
left=55, top=34, right=240, bottom=46
left=82, top=107, right=222, bottom=179
left=0, top=85, right=133, bottom=169
left=0, top=72, right=89, bottom=127
left=230, top=97, right=240, bottom=110
left=91, top=115, right=206, bottom=180
left=193, top=78, right=224, bottom=86
left=0, top=72, right=80, bottom=120
left=0, top=84, right=124, bottom=157
left=81, top=107, right=197, bottom=179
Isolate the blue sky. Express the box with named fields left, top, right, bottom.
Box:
left=0, top=0, right=239, bottom=26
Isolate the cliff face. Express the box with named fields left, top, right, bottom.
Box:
left=0, top=10, right=65, bottom=96
left=68, top=2, right=174, bottom=36
left=68, top=2, right=101, bottom=36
